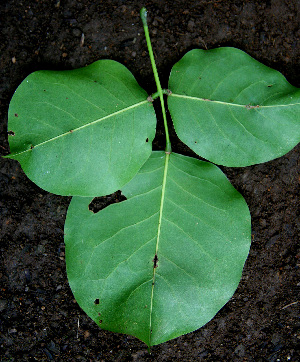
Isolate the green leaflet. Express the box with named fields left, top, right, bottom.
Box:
left=168, top=47, right=300, bottom=167
left=6, top=60, right=156, bottom=196
left=64, top=152, right=251, bottom=346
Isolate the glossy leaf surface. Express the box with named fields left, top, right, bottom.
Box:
left=7, top=60, right=156, bottom=196
left=64, top=151, right=251, bottom=346
left=168, top=47, right=300, bottom=166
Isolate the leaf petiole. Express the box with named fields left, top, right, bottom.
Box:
left=140, top=7, right=171, bottom=153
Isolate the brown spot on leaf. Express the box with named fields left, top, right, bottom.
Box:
left=245, top=104, right=260, bottom=109
left=147, top=95, right=154, bottom=102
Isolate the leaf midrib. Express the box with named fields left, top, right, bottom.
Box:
left=149, top=152, right=170, bottom=345
left=170, top=93, right=300, bottom=108
left=10, top=100, right=148, bottom=157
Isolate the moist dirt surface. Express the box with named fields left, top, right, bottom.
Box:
left=0, top=1, right=299, bottom=361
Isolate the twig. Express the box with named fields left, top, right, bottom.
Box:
left=281, top=301, right=299, bottom=310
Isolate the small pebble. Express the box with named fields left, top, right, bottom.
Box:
left=84, top=330, right=90, bottom=339
left=0, top=299, right=8, bottom=311
left=187, top=20, right=195, bottom=31
left=72, top=28, right=81, bottom=37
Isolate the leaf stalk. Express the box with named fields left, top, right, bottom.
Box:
left=140, top=7, right=172, bottom=154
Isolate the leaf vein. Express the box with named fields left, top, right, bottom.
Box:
left=167, top=176, right=227, bottom=211
left=163, top=216, right=217, bottom=262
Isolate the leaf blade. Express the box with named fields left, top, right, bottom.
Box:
left=168, top=47, right=300, bottom=166
left=7, top=60, right=156, bottom=196
left=65, top=151, right=251, bottom=346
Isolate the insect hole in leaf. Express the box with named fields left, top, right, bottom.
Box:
left=88, top=191, right=127, bottom=214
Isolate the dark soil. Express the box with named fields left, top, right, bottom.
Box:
left=0, top=0, right=299, bottom=361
